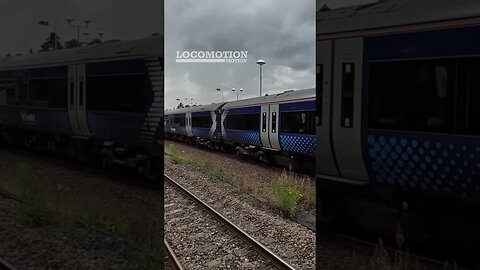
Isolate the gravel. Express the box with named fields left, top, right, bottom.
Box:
left=0, top=148, right=164, bottom=270
left=0, top=193, right=145, bottom=270
left=165, top=184, right=275, bottom=270
left=165, top=141, right=318, bottom=270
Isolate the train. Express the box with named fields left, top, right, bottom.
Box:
left=164, top=88, right=316, bottom=171
left=316, top=0, right=480, bottom=249
left=0, top=35, right=164, bottom=177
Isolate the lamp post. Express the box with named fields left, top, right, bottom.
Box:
left=239, top=88, right=244, bottom=100
left=66, top=17, right=91, bottom=47
left=38, top=21, right=57, bottom=50
left=232, top=87, right=237, bottom=100
left=216, top=88, right=223, bottom=102
left=256, top=59, right=266, bottom=97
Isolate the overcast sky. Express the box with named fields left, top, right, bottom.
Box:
left=165, top=0, right=316, bottom=109
left=0, top=0, right=163, bottom=56
left=164, top=0, right=378, bottom=109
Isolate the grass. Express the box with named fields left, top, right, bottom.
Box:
left=165, top=142, right=316, bottom=217
left=0, top=162, right=164, bottom=268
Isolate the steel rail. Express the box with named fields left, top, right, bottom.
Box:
left=164, top=173, right=297, bottom=270
left=164, top=238, right=184, bottom=270
left=0, top=258, right=17, bottom=270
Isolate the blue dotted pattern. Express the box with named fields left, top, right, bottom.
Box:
left=225, top=130, right=261, bottom=146
left=280, top=134, right=316, bottom=157
left=88, top=112, right=144, bottom=144
left=366, top=132, right=480, bottom=199
left=191, top=127, right=210, bottom=139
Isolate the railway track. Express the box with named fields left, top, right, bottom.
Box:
left=0, top=258, right=16, bottom=270
left=164, top=174, right=297, bottom=270
left=164, top=239, right=184, bottom=270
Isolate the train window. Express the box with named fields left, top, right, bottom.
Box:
left=0, top=86, right=6, bottom=105
left=226, top=113, right=260, bottom=131
left=192, top=116, right=211, bottom=128
left=280, top=111, right=315, bottom=135
left=262, top=112, right=267, bottom=132
left=341, top=63, right=355, bottom=128
left=458, top=58, right=480, bottom=135
left=6, top=85, right=16, bottom=105
left=368, top=59, right=455, bottom=133
left=48, top=80, right=67, bottom=109
left=316, top=64, right=323, bottom=126
left=87, top=75, right=146, bottom=112
left=174, top=116, right=185, bottom=126
left=28, top=80, right=50, bottom=107
left=27, top=79, right=67, bottom=108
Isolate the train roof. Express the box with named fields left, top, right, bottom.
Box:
left=165, top=88, right=315, bottom=115
left=317, top=0, right=480, bottom=37
left=0, top=35, right=163, bottom=70
left=164, top=103, right=224, bottom=115
left=222, top=88, right=315, bottom=110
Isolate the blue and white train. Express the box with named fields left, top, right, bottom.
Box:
left=0, top=36, right=164, bottom=176
left=317, top=0, right=480, bottom=245
left=164, top=88, right=316, bottom=170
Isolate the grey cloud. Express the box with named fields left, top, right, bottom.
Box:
left=165, top=0, right=315, bottom=109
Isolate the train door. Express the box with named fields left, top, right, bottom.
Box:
left=185, top=112, right=192, bottom=136
left=260, top=105, right=271, bottom=148
left=268, top=104, right=281, bottom=150
left=317, top=40, right=340, bottom=177
left=68, top=64, right=90, bottom=137
left=331, top=37, right=368, bottom=181
left=76, top=64, right=90, bottom=137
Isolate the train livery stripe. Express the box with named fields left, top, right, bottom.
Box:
left=141, top=58, right=163, bottom=146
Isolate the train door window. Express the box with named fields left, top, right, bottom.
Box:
left=368, top=59, right=455, bottom=133
left=316, top=64, right=323, bottom=126
left=272, top=112, right=277, bottom=133
left=341, top=63, right=355, bottom=128
left=262, top=112, right=267, bottom=132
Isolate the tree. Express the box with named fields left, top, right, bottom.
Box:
left=65, top=39, right=80, bottom=48
left=40, top=32, right=64, bottom=52
left=87, top=39, right=102, bottom=46
left=176, top=102, right=184, bottom=109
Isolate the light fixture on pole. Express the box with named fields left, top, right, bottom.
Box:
left=216, top=88, right=223, bottom=102
left=232, top=87, right=237, bottom=100
left=66, top=17, right=91, bottom=47
left=239, top=88, right=244, bottom=100
left=256, top=59, right=266, bottom=97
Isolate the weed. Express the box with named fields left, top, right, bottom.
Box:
left=166, top=145, right=184, bottom=164
left=208, top=166, right=230, bottom=183
left=271, top=170, right=304, bottom=217
left=17, top=203, right=56, bottom=227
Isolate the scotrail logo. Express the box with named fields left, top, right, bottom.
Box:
left=175, top=50, right=248, bottom=63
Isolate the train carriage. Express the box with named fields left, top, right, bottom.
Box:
left=0, top=36, right=164, bottom=175
left=164, top=88, right=316, bottom=170
left=316, top=0, right=480, bottom=245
